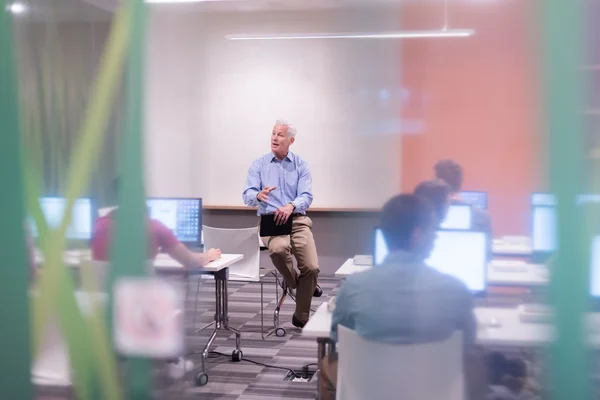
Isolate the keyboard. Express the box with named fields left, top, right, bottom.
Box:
left=353, top=255, right=373, bottom=266
left=519, top=303, right=553, bottom=324
left=521, top=303, right=551, bottom=314
left=491, top=260, right=528, bottom=272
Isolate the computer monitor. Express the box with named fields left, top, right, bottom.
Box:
left=531, top=206, right=557, bottom=253
left=373, top=228, right=487, bottom=294
left=146, top=198, right=202, bottom=245
left=531, top=193, right=557, bottom=254
left=590, top=236, right=600, bottom=298
left=460, top=191, right=488, bottom=210
left=374, top=227, right=389, bottom=266
left=425, top=231, right=487, bottom=294
left=31, top=197, right=93, bottom=240
left=440, top=204, right=472, bottom=230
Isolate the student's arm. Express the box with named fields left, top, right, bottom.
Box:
left=167, top=243, right=221, bottom=268
left=155, top=221, right=221, bottom=267
left=331, top=279, right=355, bottom=342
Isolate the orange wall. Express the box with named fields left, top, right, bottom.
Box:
left=400, top=0, right=543, bottom=235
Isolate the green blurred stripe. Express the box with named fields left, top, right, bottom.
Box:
left=110, top=0, right=150, bottom=397
left=33, top=0, right=131, bottom=353
left=0, top=2, right=34, bottom=398
left=543, top=0, right=590, bottom=399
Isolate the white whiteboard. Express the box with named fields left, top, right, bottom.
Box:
left=146, top=10, right=403, bottom=209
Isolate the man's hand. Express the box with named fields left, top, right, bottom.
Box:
left=257, top=186, right=276, bottom=203
left=205, top=248, right=222, bottom=262
left=274, top=204, right=295, bottom=225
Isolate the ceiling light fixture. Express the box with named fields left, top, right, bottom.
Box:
left=225, top=0, right=474, bottom=41
left=145, top=0, right=237, bottom=3
left=7, top=2, right=27, bottom=14
left=226, top=29, right=474, bottom=41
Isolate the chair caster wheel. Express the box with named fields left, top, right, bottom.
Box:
left=232, top=349, right=243, bottom=362
left=275, top=327, right=286, bottom=337
left=195, top=372, right=208, bottom=386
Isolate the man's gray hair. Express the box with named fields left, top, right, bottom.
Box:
left=275, top=120, right=297, bottom=138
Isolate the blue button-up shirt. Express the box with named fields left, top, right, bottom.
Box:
left=242, top=152, right=313, bottom=216
left=331, top=250, right=476, bottom=345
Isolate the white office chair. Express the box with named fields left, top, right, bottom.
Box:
left=195, top=226, right=281, bottom=338
left=336, top=326, right=464, bottom=400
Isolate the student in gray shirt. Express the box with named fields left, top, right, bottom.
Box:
left=322, top=194, right=486, bottom=399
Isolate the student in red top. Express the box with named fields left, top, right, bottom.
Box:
left=92, top=209, right=221, bottom=267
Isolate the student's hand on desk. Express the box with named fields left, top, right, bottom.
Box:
left=206, top=248, right=221, bottom=262
left=274, top=204, right=294, bottom=225
left=257, top=186, right=276, bottom=203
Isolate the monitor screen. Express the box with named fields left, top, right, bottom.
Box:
left=31, top=197, right=93, bottom=240
left=440, top=204, right=472, bottom=230
left=425, top=231, right=487, bottom=293
left=373, top=228, right=487, bottom=293
left=530, top=193, right=600, bottom=254
left=591, top=236, right=600, bottom=297
left=146, top=198, right=202, bottom=244
left=374, top=227, right=389, bottom=266
left=532, top=206, right=557, bottom=252
left=460, top=191, right=488, bottom=210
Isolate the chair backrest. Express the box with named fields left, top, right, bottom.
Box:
left=336, top=325, right=464, bottom=400
left=202, top=225, right=260, bottom=280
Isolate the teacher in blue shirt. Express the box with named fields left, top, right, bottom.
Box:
left=243, top=120, right=321, bottom=328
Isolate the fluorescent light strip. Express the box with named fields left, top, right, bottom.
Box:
left=146, top=0, right=236, bottom=3
left=226, top=29, right=475, bottom=41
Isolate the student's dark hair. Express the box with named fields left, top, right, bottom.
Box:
left=414, top=180, right=450, bottom=222
left=380, top=194, right=434, bottom=250
left=434, top=159, right=463, bottom=192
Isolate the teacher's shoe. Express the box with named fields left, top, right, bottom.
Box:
left=313, top=285, right=323, bottom=297
left=292, top=314, right=306, bottom=329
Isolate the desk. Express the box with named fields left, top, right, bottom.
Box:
left=337, top=258, right=550, bottom=288
left=154, top=253, right=244, bottom=386
left=34, top=252, right=244, bottom=387
left=304, top=303, right=600, bottom=348
left=487, top=264, right=549, bottom=287
left=492, top=239, right=532, bottom=256
left=334, top=258, right=372, bottom=278
left=302, top=302, right=334, bottom=400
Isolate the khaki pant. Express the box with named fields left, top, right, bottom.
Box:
left=262, top=215, right=319, bottom=323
